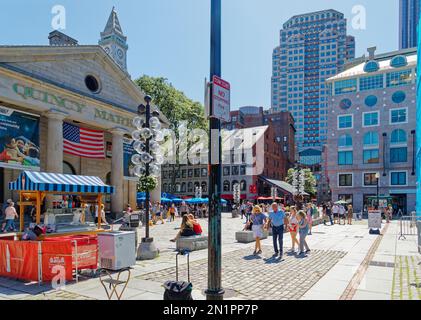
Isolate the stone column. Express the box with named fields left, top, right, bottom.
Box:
left=150, top=174, right=162, bottom=203
left=110, top=128, right=126, bottom=216
left=128, top=180, right=137, bottom=210
left=45, top=110, right=68, bottom=173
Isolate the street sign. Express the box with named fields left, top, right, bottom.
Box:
left=368, top=210, right=382, bottom=229
left=212, top=75, right=230, bottom=122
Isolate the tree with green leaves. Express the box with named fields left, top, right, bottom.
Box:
left=286, top=168, right=317, bottom=197
left=135, top=75, right=207, bottom=194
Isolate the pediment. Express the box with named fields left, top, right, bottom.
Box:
left=0, top=46, right=149, bottom=116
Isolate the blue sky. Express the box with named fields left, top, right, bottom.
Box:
left=0, top=0, right=399, bottom=110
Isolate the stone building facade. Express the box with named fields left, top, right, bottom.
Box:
left=0, top=9, right=166, bottom=215
left=326, top=48, right=417, bottom=213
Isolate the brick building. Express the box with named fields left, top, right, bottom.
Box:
left=161, top=124, right=294, bottom=202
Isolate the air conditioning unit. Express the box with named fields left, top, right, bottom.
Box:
left=98, top=231, right=136, bottom=270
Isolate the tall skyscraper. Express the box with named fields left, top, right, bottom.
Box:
left=271, top=10, right=355, bottom=166
left=400, top=0, right=421, bottom=49
left=99, top=7, right=129, bottom=71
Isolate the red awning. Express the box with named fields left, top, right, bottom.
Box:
left=257, top=196, right=283, bottom=201
left=221, top=194, right=246, bottom=200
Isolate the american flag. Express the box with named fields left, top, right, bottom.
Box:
left=63, top=123, right=105, bottom=159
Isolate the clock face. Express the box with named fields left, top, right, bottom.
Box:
left=339, top=99, right=352, bottom=110
left=117, top=48, right=124, bottom=59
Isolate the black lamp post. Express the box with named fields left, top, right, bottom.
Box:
left=133, top=95, right=162, bottom=260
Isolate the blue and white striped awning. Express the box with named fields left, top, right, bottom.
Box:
left=8, top=171, right=114, bottom=194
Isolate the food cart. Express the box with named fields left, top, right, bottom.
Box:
left=0, top=171, right=115, bottom=283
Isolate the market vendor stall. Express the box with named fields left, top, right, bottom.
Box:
left=8, top=171, right=115, bottom=237
left=0, top=171, right=115, bottom=283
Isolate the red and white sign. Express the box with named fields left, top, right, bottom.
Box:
left=212, top=76, right=230, bottom=122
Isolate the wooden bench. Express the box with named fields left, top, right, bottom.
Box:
left=235, top=230, right=268, bottom=243
left=176, top=235, right=208, bottom=251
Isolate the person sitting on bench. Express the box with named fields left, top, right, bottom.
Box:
left=187, top=214, right=203, bottom=235
left=170, top=215, right=196, bottom=242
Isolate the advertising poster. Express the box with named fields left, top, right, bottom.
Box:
left=368, top=210, right=382, bottom=229
left=0, top=105, right=40, bottom=171
left=123, top=138, right=137, bottom=180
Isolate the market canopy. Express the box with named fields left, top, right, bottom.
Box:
left=259, top=177, right=309, bottom=196
left=8, top=171, right=114, bottom=194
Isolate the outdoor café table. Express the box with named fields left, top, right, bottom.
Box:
left=98, top=267, right=131, bottom=300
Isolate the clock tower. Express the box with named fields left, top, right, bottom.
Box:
left=99, top=7, right=128, bottom=71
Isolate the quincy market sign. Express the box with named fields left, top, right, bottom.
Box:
left=9, top=82, right=135, bottom=128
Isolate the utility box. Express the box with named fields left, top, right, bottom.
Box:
left=98, top=231, right=136, bottom=270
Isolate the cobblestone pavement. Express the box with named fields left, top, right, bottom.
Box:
left=392, top=255, right=421, bottom=300
left=23, top=290, right=95, bottom=300
left=139, top=246, right=346, bottom=300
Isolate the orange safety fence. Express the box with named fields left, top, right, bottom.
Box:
left=40, top=241, right=73, bottom=282
left=0, top=240, right=38, bottom=282
left=0, top=235, right=99, bottom=283
left=44, top=235, right=98, bottom=270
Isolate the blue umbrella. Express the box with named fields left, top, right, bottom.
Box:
left=185, top=198, right=227, bottom=205
left=185, top=198, right=207, bottom=204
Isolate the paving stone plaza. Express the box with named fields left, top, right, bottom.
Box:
left=0, top=213, right=419, bottom=300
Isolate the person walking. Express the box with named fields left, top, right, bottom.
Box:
left=297, top=210, right=310, bottom=256
left=240, top=202, right=246, bottom=219
left=323, top=203, right=334, bottom=226
left=287, top=206, right=300, bottom=253
left=1, top=201, right=18, bottom=233
left=169, top=203, right=176, bottom=222
left=245, top=203, right=252, bottom=223
left=332, top=203, right=339, bottom=225
left=306, top=203, right=314, bottom=235
left=266, top=202, right=286, bottom=259
left=386, top=205, right=393, bottom=223
left=339, top=205, right=347, bottom=225
left=179, top=201, right=189, bottom=217
left=347, top=204, right=353, bottom=225
left=249, top=205, right=267, bottom=256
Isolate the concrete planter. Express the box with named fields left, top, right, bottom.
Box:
left=176, top=236, right=208, bottom=252
left=235, top=230, right=268, bottom=243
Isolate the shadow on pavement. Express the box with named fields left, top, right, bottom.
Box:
left=243, top=255, right=262, bottom=261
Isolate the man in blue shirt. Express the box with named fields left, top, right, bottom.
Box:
left=266, top=202, right=286, bottom=258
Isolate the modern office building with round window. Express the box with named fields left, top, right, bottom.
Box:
left=326, top=47, right=417, bottom=214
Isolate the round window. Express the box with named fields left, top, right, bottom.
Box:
left=85, top=75, right=101, bottom=93
left=339, top=99, right=352, bottom=110
left=365, top=95, right=378, bottom=107
left=364, top=61, right=379, bottom=73
left=392, top=91, right=406, bottom=104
